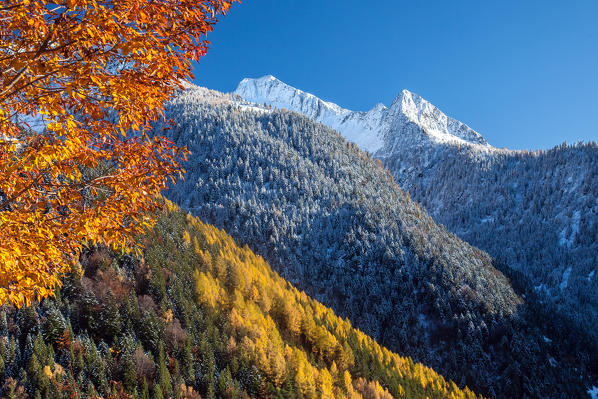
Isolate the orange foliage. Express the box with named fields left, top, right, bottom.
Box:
left=0, top=0, right=237, bottom=306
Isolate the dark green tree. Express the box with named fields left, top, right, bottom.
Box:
left=120, top=351, right=137, bottom=394
left=157, top=343, right=172, bottom=398
left=101, top=292, right=122, bottom=341
left=180, top=338, right=194, bottom=386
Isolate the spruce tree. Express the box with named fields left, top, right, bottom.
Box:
left=153, top=384, right=164, bottom=399
left=101, top=292, right=122, bottom=342
left=140, top=378, right=150, bottom=399
left=120, top=352, right=137, bottom=394
left=27, top=352, right=49, bottom=395
left=158, top=343, right=172, bottom=398
left=182, top=338, right=194, bottom=385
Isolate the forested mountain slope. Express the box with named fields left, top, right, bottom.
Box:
left=236, top=76, right=598, bottom=366
left=383, top=140, right=598, bottom=336
left=0, top=203, right=482, bottom=399
left=159, top=84, right=593, bottom=398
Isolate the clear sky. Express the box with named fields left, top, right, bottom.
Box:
left=192, top=0, right=598, bottom=150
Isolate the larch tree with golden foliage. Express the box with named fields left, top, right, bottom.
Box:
left=0, top=0, right=236, bottom=307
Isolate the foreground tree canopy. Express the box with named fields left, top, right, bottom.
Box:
left=0, top=0, right=236, bottom=307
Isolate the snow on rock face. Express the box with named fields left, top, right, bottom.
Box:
left=388, top=89, right=488, bottom=147
left=234, top=75, right=492, bottom=155
left=235, top=75, right=386, bottom=152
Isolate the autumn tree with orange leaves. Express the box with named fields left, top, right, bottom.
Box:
left=0, top=0, right=236, bottom=307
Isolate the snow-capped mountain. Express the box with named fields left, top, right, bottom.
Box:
left=235, top=75, right=492, bottom=156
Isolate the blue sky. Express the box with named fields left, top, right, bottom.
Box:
left=193, top=0, right=598, bottom=150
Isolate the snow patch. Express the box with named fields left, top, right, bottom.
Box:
left=236, top=104, right=273, bottom=114
left=572, top=210, right=581, bottom=238
left=543, top=336, right=552, bottom=343
left=418, top=313, right=429, bottom=329
left=560, top=267, right=572, bottom=291
left=559, top=210, right=581, bottom=246
left=588, top=386, right=598, bottom=399
left=534, top=284, right=548, bottom=294
left=588, top=270, right=595, bottom=281
left=548, top=357, right=557, bottom=367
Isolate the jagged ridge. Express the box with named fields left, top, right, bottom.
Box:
left=234, top=75, right=490, bottom=155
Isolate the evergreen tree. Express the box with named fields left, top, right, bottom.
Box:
left=182, top=338, right=194, bottom=385
left=153, top=384, right=164, bottom=399
left=140, top=378, right=150, bottom=399
left=27, top=352, right=49, bottom=396
left=42, top=306, right=67, bottom=347
left=101, top=292, right=122, bottom=342
left=157, top=343, right=172, bottom=398
left=120, top=352, right=137, bottom=394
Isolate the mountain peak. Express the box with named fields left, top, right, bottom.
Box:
left=399, top=88, right=417, bottom=97
left=240, top=74, right=279, bottom=84
left=262, top=74, right=280, bottom=82
left=391, top=88, right=425, bottom=112
left=236, top=75, right=296, bottom=98
left=387, top=89, right=489, bottom=148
